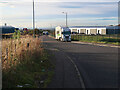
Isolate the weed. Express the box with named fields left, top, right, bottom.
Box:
left=71, top=35, right=120, bottom=45
left=2, top=35, right=54, bottom=88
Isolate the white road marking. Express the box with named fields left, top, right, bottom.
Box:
left=43, top=36, right=86, bottom=88
left=67, top=56, right=86, bottom=89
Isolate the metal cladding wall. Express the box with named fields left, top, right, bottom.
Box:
left=106, top=26, right=120, bottom=34
left=70, top=26, right=120, bottom=35
left=80, top=29, right=86, bottom=34
left=101, top=29, right=106, bottom=35
left=90, top=29, right=97, bottom=35
left=72, top=29, right=77, bottom=32
left=106, top=29, right=120, bottom=34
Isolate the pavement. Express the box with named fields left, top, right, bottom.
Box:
left=41, top=35, right=118, bottom=88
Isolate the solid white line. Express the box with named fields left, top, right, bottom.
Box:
left=43, top=36, right=86, bottom=88
left=67, top=56, right=86, bottom=89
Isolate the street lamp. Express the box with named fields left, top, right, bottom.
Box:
left=33, top=0, right=35, bottom=38
left=62, top=12, right=68, bottom=28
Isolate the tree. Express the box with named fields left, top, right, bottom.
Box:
left=34, top=28, right=39, bottom=34
left=28, top=30, right=33, bottom=35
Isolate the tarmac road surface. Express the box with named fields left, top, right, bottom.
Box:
left=40, top=35, right=118, bottom=88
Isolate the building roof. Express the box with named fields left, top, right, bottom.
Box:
left=57, top=26, right=120, bottom=29
left=69, top=26, right=106, bottom=28
left=106, top=26, right=120, bottom=29
left=0, top=26, right=15, bottom=29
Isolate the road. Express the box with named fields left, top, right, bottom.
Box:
left=41, top=35, right=118, bottom=88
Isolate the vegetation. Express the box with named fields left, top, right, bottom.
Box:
left=2, top=35, right=54, bottom=88
left=71, top=34, right=120, bottom=45
left=21, top=28, right=43, bottom=36
left=48, top=30, right=55, bottom=37
left=12, top=29, right=21, bottom=39
left=21, top=28, right=54, bottom=36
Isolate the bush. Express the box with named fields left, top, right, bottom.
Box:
left=12, top=30, right=21, bottom=39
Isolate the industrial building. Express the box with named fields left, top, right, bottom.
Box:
left=69, top=26, right=120, bottom=35
left=0, top=24, right=19, bottom=34
left=106, top=26, right=120, bottom=34
left=69, top=26, right=106, bottom=35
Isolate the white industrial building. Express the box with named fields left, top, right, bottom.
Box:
left=69, top=26, right=106, bottom=35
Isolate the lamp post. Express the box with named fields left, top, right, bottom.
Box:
left=62, top=12, right=68, bottom=28
left=33, top=0, right=35, bottom=38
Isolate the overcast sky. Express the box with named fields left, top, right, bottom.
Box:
left=0, top=0, right=119, bottom=29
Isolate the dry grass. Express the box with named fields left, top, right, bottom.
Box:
left=2, top=35, right=43, bottom=71
left=2, top=35, right=54, bottom=88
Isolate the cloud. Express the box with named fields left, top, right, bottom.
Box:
left=95, top=17, right=117, bottom=20
left=0, top=1, right=118, bottom=28
left=10, top=5, right=15, bottom=8
left=0, top=0, right=120, bottom=2
left=68, top=17, right=117, bottom=26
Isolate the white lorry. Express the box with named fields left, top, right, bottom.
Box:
left=55, top=26, right=71, bottom=42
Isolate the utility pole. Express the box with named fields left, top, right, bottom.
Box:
left=62, top=12, right=68, bottom=28
left=33, top=0, right=35, bottom=38
left=5, top=23, right=7, bottom=26
left=50, top=24, right=52, bottom=30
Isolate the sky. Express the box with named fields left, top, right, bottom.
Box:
left=0, top=0, right=120, bottom=29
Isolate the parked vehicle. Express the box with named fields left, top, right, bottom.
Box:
left=43, top=31, right=49, bottom=35
left=55, top=26, right=71, bottom=42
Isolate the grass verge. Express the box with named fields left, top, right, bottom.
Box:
left=2, top=35, right=54, bottom=88
left=71, top=35, right=120, bottom=45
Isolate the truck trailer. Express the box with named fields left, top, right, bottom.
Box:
left=55, top=26, right=71, bottom=42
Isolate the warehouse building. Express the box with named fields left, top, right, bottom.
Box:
left=0, top=25, right=15, bottom=34
left=69, top=26, right=106, bottom=35
left=106, top=26, right=120, bottom=34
